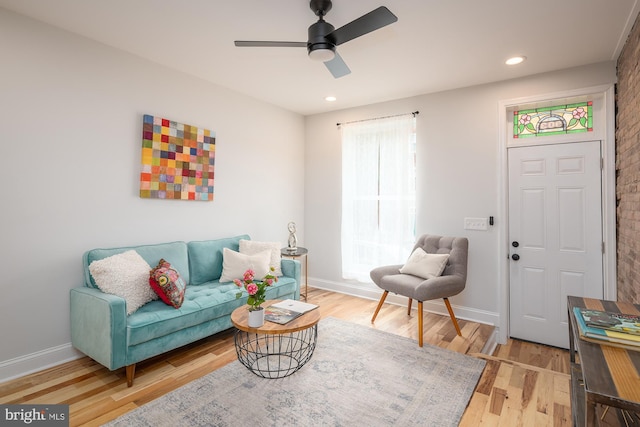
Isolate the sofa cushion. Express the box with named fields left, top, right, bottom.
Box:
left=126, top=276, right=298, bottom=346
left=239, top=239, right=283, bottom=276
left=149, top=259, right=187, bottom=308
left=219, top=248, right=271, bottom=283
left=88, top=250, right=157, bottom=315
left=187, top=235, right=249, bottom=285
left=84, top=241, right=189, bottom=288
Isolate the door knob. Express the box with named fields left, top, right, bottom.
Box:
left=512, top=241, right=519, bottom=248
left=511, top=254, right=520, bottom=261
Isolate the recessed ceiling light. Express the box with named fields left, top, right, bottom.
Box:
left=325, top=96, right=337, bottom=102
left=506, top=56, right=526, bottom=65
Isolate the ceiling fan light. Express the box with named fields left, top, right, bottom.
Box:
left=309, top=48, right=335, bottom=62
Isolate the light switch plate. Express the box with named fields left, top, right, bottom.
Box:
left=464, top=217, right=488, bottom=231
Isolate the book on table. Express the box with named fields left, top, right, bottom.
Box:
left=578, top=307, right=640, bottom=335
left=572, top=307, right=640, bottom=350
left=265, top=299, right=318, bottom=325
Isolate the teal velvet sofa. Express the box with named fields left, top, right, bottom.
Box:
left=70, top=234, right=301, bottom=386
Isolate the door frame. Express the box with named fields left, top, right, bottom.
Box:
left=497, top=84, right=616, bottom=345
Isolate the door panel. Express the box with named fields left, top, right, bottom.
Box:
left=522, top=267, right=545, bottom=319
left=521, top=189, right=545, bottom=248
left=558, top=188, right=585, bottom=250
left=508, top=141, right=603, bottom=348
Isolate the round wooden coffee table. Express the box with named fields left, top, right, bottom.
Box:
left=231, top=300, right=320, bottom=378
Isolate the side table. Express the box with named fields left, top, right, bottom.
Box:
left=567, top=296, right=640, bottom=426
left=281, top=247, right=308, bottom=300
left=231, top=300, right=320, bottom=378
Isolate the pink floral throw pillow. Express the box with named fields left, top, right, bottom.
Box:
left=149, top=259, right=187, bottom=308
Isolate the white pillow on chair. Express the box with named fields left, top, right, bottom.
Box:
left=399, top=248, right=449, bottom=280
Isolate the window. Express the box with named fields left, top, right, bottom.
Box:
left=341, top=114, right=417, bottom=282
left=514, top=101, right=593, bottom=138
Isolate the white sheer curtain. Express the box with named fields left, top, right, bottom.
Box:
left=341, top=114, right=416, bottom=282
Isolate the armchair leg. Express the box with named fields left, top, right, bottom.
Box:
left=126, top=364, right=136, bottom=387
left=371, top=291, right=389, bottom=323
left=443, top=298, right=462, bottom=336
left=418, top=301, right=424, bottom=347
left=407, top=298, right=412, bottom=315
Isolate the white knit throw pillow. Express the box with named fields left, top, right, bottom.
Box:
left=89, top=250, right=157, bottom=315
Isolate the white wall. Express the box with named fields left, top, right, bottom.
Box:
left=0, top=9, right=304, bottom=380
left=304, top=62, right=617, bottom=326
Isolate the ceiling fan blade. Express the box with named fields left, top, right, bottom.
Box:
left=330, top=6, right=398, bottom=46
left=234, top=41, right=307, bottom=48
left=324, top=51, right=351, bottom=78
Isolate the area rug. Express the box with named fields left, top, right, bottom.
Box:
left=104, top=317, right=486, bottom=427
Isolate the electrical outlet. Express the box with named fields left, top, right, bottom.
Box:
left=464, top=217, right=488, bottom=231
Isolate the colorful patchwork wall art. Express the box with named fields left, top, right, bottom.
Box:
left=140, top=115, right=215, bottom=201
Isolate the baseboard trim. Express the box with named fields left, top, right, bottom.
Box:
left=481, top=329, right=500, bottom=355
left=1, top=281, right=500, bottom=384
left=309, top=277, right=500, bottom=331
left=0, top=343, right=83, bottom=384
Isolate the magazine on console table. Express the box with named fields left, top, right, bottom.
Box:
left=265, top=299, right=318, bottom=325
left=573, top=307, right=640, bottom=351
left=578, top=307, right=640, bottom=335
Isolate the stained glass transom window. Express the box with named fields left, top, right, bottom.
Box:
left=514, top=101, right=592, bottom=138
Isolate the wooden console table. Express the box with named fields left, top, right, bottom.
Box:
left=567, top=296, right=640, bottom=426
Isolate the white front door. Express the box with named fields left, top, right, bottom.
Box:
left=508, top=140, right=604, bottom=348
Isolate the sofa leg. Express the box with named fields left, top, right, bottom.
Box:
left=371, top=291, right=389, bottom=323
left=125, top=364, right=136, bottom=387
left=443, top=298, right=462, bottom=336
left=407, top=298, right=413, bottom=315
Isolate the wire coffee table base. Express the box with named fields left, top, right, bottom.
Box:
left=234, top=325, right=318, bottom=379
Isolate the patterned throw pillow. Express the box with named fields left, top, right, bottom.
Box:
left=149, top=259, right=187, bottom=308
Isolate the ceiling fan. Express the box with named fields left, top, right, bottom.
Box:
left=234, top=0, right=398, bottom=78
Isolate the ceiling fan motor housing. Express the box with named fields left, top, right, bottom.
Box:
left=307, top=19, right=336, bottom=54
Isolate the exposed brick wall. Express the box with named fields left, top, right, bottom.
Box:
left=616, top=12, right=640, bottom=303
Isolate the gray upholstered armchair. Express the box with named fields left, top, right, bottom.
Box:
left=370, top=234, right=469, bottom=346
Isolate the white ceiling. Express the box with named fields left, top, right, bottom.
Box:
left=2, top=0, right=639, bottom=116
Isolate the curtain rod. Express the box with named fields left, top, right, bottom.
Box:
left=336, top=111, right=419, bottom=127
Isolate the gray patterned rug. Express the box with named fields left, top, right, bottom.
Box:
left=104, top=317, right=485, bottom=427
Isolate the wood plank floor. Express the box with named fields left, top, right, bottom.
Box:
left=0, top=288, right=588, bottom=426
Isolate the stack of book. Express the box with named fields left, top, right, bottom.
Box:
left=572, top=306, right=640, bottom=350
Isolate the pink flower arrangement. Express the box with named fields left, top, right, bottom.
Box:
left=234, top=267, right=278, bottom=311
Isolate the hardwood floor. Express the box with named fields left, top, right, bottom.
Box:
left=1, top=288, right=578, bottom=426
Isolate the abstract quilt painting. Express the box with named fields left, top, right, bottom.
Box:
left=140, top=115, right=215, bottom=201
